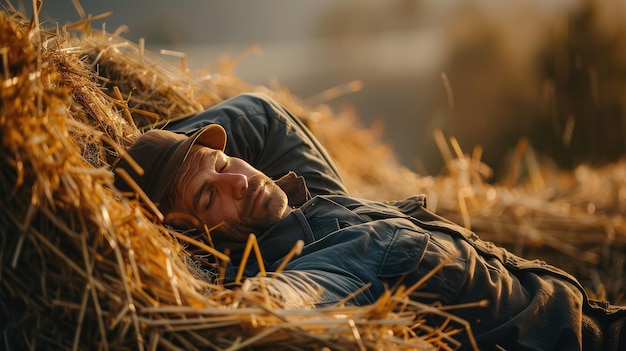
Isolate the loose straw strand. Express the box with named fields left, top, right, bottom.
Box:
left=272, top=239, right=304, bottom=275
left=234, top=234, right=266, bottom=285
left=114, top=168, right=164, bottom=223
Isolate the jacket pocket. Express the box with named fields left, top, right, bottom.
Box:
left=377, top=226, right=429, bottom=278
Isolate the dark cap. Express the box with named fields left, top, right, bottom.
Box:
left=112, top=124, right=227, bottom=206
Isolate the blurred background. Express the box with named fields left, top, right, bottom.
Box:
left=40, top=0, right=626, bottom=179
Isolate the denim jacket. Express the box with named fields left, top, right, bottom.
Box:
left=169, top=93, right=625, bottom=350
left=220, top=194, right=625, bottom=350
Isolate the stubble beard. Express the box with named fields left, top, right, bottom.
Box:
left=223, top=175, right=290, bottom=241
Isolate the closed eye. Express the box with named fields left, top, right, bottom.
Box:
left=204, top=187, right=214, bottom=211
left=217, top=155, right=228, bottom=172
left=219, top=160, right=228, bottom=172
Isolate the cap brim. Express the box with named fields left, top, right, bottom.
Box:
left=192, top=124, right=227, bottom=151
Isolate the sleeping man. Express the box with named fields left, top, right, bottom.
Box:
left=112, top=92, right=625, bottom=350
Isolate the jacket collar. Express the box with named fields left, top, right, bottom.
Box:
left=274, top=171, right=311, bottom=208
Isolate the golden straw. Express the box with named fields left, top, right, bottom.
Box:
left=114, top=168, right=164, bottom=223
left=272, top=239, right=304, bottom=275
left=168, top=228, right=231, bottom=263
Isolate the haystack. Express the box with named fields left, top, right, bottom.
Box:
left=1, top=3, right=624, bottom=351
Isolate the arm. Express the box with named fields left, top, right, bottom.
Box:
left=165, top=93, right=348, bottom=197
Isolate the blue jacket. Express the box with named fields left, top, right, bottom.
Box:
left=223, top=193, right=619, bottom=350
left=168, top=93, right=626, bottom=350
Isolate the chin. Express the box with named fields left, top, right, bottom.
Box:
left=269, top=193, right=290, bottom=219
left=278, top=202, right=293, bottom=218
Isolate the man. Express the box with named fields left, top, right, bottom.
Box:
left=112, top=93, right=625, bottom=350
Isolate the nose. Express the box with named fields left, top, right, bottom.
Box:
left=216, top=173, right=248, bottom=200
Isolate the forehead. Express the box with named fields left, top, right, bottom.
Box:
left=188, top=144, right=219, bottom=158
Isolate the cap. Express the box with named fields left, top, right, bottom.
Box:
left=112, top=124, right=227, bottom=206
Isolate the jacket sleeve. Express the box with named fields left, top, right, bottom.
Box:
left=164, top=93, right=348, bottom=197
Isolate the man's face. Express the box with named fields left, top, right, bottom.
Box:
left=165, top=144, right=291, bottom=241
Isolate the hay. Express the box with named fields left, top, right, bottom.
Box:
left=0, top=7, right=477, bottom=351
left=1, top=2, right=625, bottom=350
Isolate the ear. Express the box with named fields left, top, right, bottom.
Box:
left=164, top=211, right=202, bottom=230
